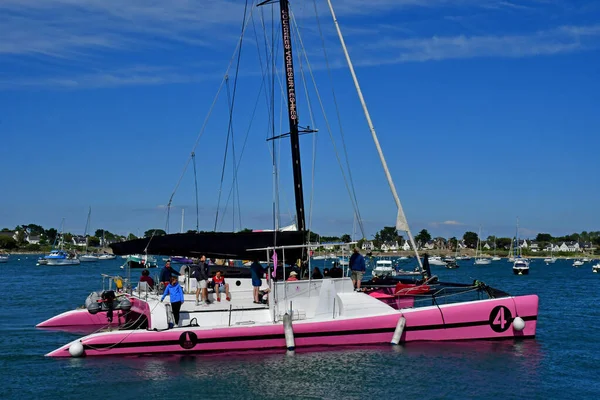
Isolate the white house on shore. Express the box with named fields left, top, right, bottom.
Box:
left=381, top=241, right=399, bottom=252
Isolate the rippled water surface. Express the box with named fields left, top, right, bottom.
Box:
left=2, top=255, right=599, bottom=399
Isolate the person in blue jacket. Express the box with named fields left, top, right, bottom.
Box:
left=161, top=275, right=184, bottom=327
left=349, top=247, right=366, bottom=291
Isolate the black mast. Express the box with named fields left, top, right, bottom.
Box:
left=278, top=0, right=306, bottom=234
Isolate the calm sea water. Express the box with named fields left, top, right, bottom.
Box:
left=2, top=255, right=599, bottom=399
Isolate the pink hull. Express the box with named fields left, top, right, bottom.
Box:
left=37, top=298, right=150, bottom=334
left=47, top=295, right=538, bottom=357
left=37, top=309, right=124, bottom=330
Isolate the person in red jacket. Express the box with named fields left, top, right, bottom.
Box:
left=212, top=270, right=230, bottom=302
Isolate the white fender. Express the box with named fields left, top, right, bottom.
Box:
left=512, top=316, right=525, bottom=331
left=283, top=313, right=295, bottom=351
left=69, top=341, right=85, bottom=357
left=391, top=316, right=406, bottom=345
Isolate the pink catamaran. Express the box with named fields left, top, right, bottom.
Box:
left=40, top=0, right=538, bottom=357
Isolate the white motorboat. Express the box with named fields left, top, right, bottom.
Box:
left=513, top=257, right=530, bottom=275
left=45, top=250, right=81, bottom=266
left=573, top=260, right=584, bottom=267
left=427, top=256, right=447, bottom=266
left=98, top=254, right=117, bottom=260
left=593, top=263, right=600, bottom=273
left=80, top=254, right=99, bottom=262
left=512, top=219, right=529, bottom=275
left=372, top=259, right=395, bottom=277
left=0, top=254, right=9, bottom=263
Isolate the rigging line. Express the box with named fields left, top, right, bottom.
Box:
left=230, top=0, right=249, bottom=232
left=291, top=12, right=318, bottom=239
left=226, top=77, right=237, bottom=231
left=214, top=76, right=233, bottom=232
left=311, top=0, right=365, bottom=237
left=166, top=2, right=257, bottom=230
left=217, top=55, right=272, bottom=232
left=290, top=9, right=365, bottom=238
left=253, top=8, right=276, bottom=136
left=192, top=152, right=199, bottom=231
left=216, top=0, right=251, bottom=232
left=325, top=0, right=422, bottom=272
left=217, top=80, right=242, bottom=231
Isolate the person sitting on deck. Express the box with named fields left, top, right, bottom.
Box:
left=212, top=270, right=231, bottom=302
left=287, top=271, right=299, bottom=281
left=160, top=260, right=180, bottom=288
left=311, top=267, right=323, bottom=279
left=329, top=263, right=343, bottom=278
left=139, top=269, right=154, bottom=290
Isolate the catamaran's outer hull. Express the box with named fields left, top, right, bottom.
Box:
left=46, top=295, right=538, bottom=357
left=37, top=298, right=150, bottom=332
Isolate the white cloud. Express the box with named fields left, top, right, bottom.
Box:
left=356, top=24, right=600, bottom=64
left=1, top=0, right=598, bottom=88
left=442, top=220, right=464, bottom=225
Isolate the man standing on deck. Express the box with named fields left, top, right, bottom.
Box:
left=349, top=248, right=366, bottom=291
left=193, top=255, right=210, bottom=306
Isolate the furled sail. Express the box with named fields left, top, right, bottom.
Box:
left=110, top=231, right=305, bottom=261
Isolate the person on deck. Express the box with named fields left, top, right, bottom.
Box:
left=212, top=270, right=231, bottom=302
left=139, top=269, right=154, bottom=290
left=160, top=260, right=180, bottom=288
left=250, top=258, right=266, bottom=304
left=160, top=276, right=184, bottom=328
left=349, top=248, right=366, bottom=291
left=194, top=255, right=210, bottom=306
left=287, top=271, right=299, bottom=281
left=311, top=267, right=323, bottom=279
left=422, top=253, right=432, bottom=280
left=329, top=262, right=343, bottom=278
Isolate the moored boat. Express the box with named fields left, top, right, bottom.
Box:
left=44, top=265, right=538, bottom=357
left=45, top=249, right=80, bottom=266
left=40, top=0, right=539, bottom=358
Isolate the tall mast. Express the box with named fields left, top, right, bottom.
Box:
left=278, top=0, right=306, bottom=234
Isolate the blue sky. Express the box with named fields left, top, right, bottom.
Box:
left=1, top=0, right=599, bottom=241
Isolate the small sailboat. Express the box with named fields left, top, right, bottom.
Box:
left=45, top=219, right=80, bottom=266
left=543, top=246, right=556, bottom=264
left=491, top=238, right=501, bottom=261
left=80, top=207, right=99, bottom=262
left=474, top=227, right=491, bottom=265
